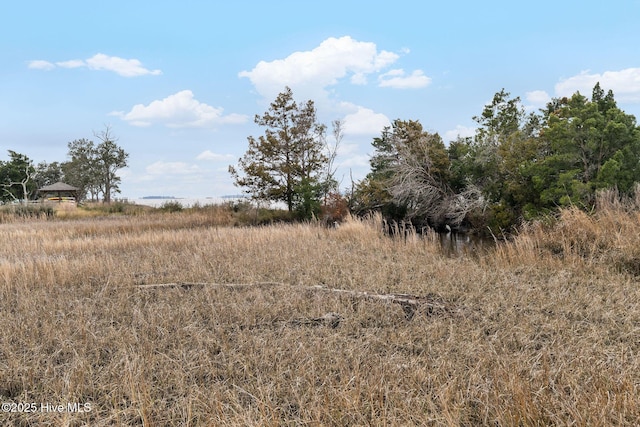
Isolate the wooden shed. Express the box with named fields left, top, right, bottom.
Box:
left=38, top=182, right=79, bottom=204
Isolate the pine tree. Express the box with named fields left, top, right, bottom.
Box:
left=230, top=87, right=328, bottom=212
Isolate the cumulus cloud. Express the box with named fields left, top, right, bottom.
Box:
left=342, top=106, right=391, bottom=136
left=111, top=90, right=248, bottom=128
left=443, top=125, right=476, bottom=143
left=27, top=53, right=161, bottom=77
left=378, top=69, right=431, bottom=89
left=196, top=150, right=235, bottom=161
left=239, top=36, right=401, bottom=100
left=555, top=68, right=640, bottom=102
left=525, top=90, right=551, bottom=110
left=85, top=53, right=161, bottom=76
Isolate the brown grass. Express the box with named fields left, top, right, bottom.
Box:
left=1, top=206, right=639, bottom=426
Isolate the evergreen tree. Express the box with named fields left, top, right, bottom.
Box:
left=539, top=84, right=640, bottom=207
left=229, top=87, right=328, bottom=213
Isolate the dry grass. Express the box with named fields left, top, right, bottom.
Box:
left=1, top=208, right=639, bottom=426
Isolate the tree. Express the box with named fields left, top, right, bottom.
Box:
left=0, top=151, right=36, bottom=204
left=352, top=125, right=405, bottom=219
left=94, top=127, right=128, bottom=203
left=63, top=138, right=99, bottom=201
left=464, top=89, right=553, bottom=228
left=353, top=84, right=640, bottom=234
left=470, top=89, right=526, bottom=204
left=319, top=119, right=343, bottom=204
left=355, top=119, right=483, bottom=230
left=385, top=120, right=483, bottom=229
left=63, top=126, right=129, bottom=202
left=538, top=84, right=640, bottom=207
left=34, top=161, right=64, bottom=189
left=229, top=87, right=328, bottom=213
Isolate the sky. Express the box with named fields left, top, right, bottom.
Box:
left=2, top=1, right=640, bottom=199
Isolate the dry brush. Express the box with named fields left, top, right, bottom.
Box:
left=0, top=209, right=639, bottom=425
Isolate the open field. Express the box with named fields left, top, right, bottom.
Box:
left=1, top=205, right=639, bottom=426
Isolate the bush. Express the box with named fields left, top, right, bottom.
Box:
left=0, top=204, right=54, bottom=222
left=320, top=192, right=349, bottom=225
left=159, top=201, right=183, bottom=213
left=78, top=201, right=150, bottom=216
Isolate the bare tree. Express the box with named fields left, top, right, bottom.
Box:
left=1, top=164, right=35, bottom=205
left=384, top=120, right=485, bottom=230
left=320, top=119, right=343, bottom=203
left=0, top=151, right=36, bottom=204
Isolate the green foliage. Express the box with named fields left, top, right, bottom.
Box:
left=351, top=121, right=416, bottom=220
left=354, top=83, right=640, bottom=234
left=486, top=202, right=516, bottom=234
left=234, top=204, right=295, bottom=226
left=537, top=85, right=640, bottom=209
left=63, top=127, right=129, bottom=202
left=455, top=83, right=640, bottom=229
left=354, top=119, right=483, bottom=230
left=0, top=151, right=37, bottom=203
left=63, top=138, right=98, bottom=201
left=94, top=129, right=129, bottom=203
left=230, top=87, right=327, bottom=212
left=34, top=161, right=64, bottom=189
left=293, top=177, right=322, bottom=220
left=159, top=201, right=184, bottom=213
left=447, top=136, right=473, bottom=192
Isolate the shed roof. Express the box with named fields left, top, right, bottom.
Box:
left=38, top=182, right=79, bottom=192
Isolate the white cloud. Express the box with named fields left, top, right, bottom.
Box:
left=239, top=36, right=400, bottom=100
left=27, top=53, right=161, bottom=77
left=56, top=59, right=85, bottom=69
left=146, top=161, right=200, bottom=176
left=337, top=153, right=370, bottom=169
left=112, top=90, right=248, bottom=128
left=196, top=150, right=235, bottom=161
left=378, top=69, right=431, bottom=89
left=443, top=125, right=476, bottom=143
left=525, top=90, right=551, bottom=110
left=27, top=60, right=55, bottom=70
left=350, top=72, right=368, bottom=85
left=342, top=106, right=391, bottom=136
left=85, top=53, right=162, bottom=77
left=555, top=68, right=640, bottom=102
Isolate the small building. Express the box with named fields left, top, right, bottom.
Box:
left=38, top=182, right=79, bottom=205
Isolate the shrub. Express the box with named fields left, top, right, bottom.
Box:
left=0, top=204, right=55, bottom=221
left=159, top=201, right=184, bottom=213
left=320, top=192, right=350, bottom=225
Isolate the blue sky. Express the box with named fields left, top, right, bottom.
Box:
left=2, top=1, right=640, bottom=198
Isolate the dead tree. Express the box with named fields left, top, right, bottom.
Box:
left=387, top=134, right=485, bottom=230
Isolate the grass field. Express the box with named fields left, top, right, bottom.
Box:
left=1, top=202, right=639, bottom=426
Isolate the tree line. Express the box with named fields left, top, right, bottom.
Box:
left=230, top=83, right=640, bottom=232
left=0, top=126, right=128, bottom=204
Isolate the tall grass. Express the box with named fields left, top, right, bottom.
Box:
left=1, top=207, right=639, bottom=425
